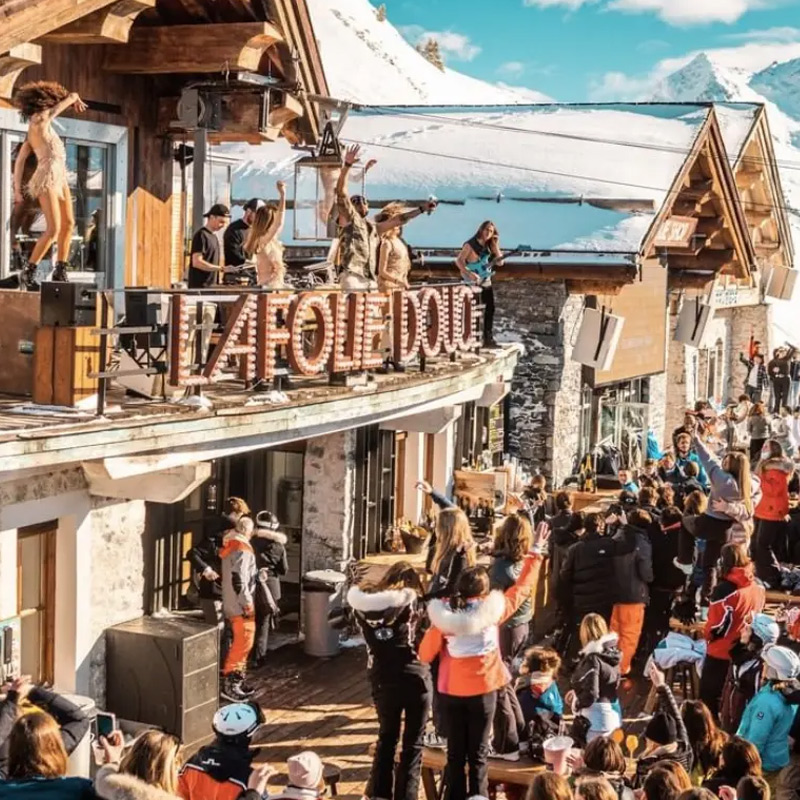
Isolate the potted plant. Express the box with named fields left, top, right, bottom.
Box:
left=398, top=519, right=430, bottom=555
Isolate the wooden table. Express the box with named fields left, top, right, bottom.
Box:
left=766, top=590, right=800, bottom=606
left=417, top=746, right=546, bottom=800
left=570, top=490, right=617, bottom=512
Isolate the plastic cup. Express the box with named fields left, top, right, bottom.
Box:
left=543, top=736, right=574, bottom=775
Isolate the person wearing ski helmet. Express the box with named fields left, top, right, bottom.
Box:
left=720, top=613, right=781, bottom=733
left=737, top=646, right=800, bottom=774
left=178, top=702, right=265, bottom=800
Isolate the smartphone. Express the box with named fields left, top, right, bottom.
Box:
left=94, top=711, right=117, bottom=740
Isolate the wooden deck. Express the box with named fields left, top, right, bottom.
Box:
left=244, top=639, right=657, bottom=799
left=249, top=645, right=377, bottom=798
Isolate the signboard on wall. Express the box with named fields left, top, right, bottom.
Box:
left=169, top=285, right=481, bottom=387
left=592, top=257, right=668, bottom=386
left=711, top=280, right=760, bottom=309
left=653, top=216, right=699, bottom=248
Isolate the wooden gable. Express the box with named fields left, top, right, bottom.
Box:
left=642, top=108, right=757, bottom=291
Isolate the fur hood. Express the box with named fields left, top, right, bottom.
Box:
left=580, top=632, right=620, bottom=656
left=253, top=528, right=288, bottom=545
left=95, top=765, right=179, bottom=800
left=347, top=585, right=416, bottom=613
left=427, top=591, right=506, bottom=635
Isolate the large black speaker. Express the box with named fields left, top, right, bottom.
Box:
left=40, top=282, right=97, bottom=327
left=125, top=290, right=167, bottom=327
left=105, top=617, right=218, bottom=747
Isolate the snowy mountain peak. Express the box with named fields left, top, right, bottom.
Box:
left=651, top=52, right=742, bottom=103
left=751, top=58, right=800, bottom=123
left=306, top=0, right=550, bottom=106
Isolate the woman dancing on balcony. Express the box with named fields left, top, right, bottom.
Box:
left=244, top=181, right=287, bottom=289
left=456, top=220, right=504, bottom=348
left=12, top=81, right=87, bottom=289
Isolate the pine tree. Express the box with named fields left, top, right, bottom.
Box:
left=375, top=3, right=387, bottom=21
left=421, top=38, right=445, bottom=71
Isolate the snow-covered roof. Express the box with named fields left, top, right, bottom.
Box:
left=321, top=103, right=713, bottom=253
left=714, top=102, right=761, bottom=164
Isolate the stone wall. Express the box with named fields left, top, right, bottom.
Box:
left=86, top=498, right=147, bottom=706
left=302, top=430, right=357, bottom=574
left=649, top=371, right=668, bottom=452
left=721, top=304, right=770, bottom=399
left=493, top=280, right=582, bottom=485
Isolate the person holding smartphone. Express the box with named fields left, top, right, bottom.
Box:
left=0, top=677, right=90, bottom=780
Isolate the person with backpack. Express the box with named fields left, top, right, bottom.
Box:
left=720, top=613, right=781, bottom=734
left=249, top=511, right=288, bottom=669
left=348, top=561, right=429, bottom=800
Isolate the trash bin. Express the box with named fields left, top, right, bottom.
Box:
left=60, top=693, right=95, bottom=779
left=302, top=569, right=346, bottom=657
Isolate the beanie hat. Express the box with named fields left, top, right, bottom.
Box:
left=287, top=751, right=324, bottom=790
left=645, top=712, right=678, bottom=746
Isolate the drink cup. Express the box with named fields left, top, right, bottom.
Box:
left=543, top=735, right=574, bottom=775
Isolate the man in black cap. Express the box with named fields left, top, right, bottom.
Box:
left=224, top=198, right=265, bottom=271
left=188, top=204, right=234, bottom=288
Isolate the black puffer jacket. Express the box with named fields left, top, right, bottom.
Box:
left=612, top=523, right=653, bottom=605
left=649, top=522, right=685, bottom=593
left=559, top=531, right=617, bottom=614
left=251, top=529, right=288, bottom=601
left=571, top=633, right=622, bottom=710
left=347, top=585, right=430, bottom=683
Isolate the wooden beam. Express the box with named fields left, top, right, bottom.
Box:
left=42, top=0, right=155, bottom=44
left=0, top=42, right=41, bottom=100
left=668, top=272, right=715, bottom=290
left=745, top=209, right=772, bottom=226
left=668, top=250, right=734, bottom=271
left=1, top=0, right=118, bottom=54
left=681, top=179, right=714, bottom=202
left=736, top=168, right=763, bottom=191
left=566, top=280, right=624, bottom=296
left=103, top=22, right=283, bottom=74
left=755, top=241, right=781, bottom=253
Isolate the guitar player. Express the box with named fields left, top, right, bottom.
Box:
left=455, top=220, right=504, bottom=348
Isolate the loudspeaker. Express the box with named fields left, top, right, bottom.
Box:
left=764, top=265, right=797, bottom=301
left=40, top=282, right=98, bottom=327
left=125, top=290, right=169, bottom=327
left=571, top=307, right=625, bottom=371
left=674, top=298, right=713, bottom=348
left=106, top=617, right=218, bottom=747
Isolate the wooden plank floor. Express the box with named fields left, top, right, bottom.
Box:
left=249, top=645, right=376, bottom=799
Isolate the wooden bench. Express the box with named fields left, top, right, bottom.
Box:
left=418, top=747, right=546, bottom=800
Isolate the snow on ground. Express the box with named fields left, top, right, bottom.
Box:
left=305, top=0, right=549, bottom=106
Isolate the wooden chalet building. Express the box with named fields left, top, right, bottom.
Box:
left=278, top=102, right=793, bottom=482
left=0, top=0, right=523, bottom=746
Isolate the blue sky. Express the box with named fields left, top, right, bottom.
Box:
left=388, top=0, right=800, bottom=100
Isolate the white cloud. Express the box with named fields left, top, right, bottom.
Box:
left=524, top=0, right=780, bottom=26
left=497, top=61, right=525, bottom=76
left=724, top=26, right=800, bottom=42
left=398, top=24, right=481, bottom=61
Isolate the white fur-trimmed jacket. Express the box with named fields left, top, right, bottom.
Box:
left=419, top=552, right=543, bottom=697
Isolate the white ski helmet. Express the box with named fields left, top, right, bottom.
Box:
left=212, top=702, right=263, bottom=742
left=750, top=613, right=780, bottom=647
left=764, top=645, right=800, bottom=681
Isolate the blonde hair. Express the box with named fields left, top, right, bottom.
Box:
left=119, top=730, right=182, bottom=795
left=579, top=613, right=608, bottom=647
left=432, top=508, right=475, bottom=573
left=725, top=451, right=753, bottom=516
left=245, top=204, right=279, bottom=257
left=8, top=711, right=67, bottom=779
left=493, top=514, right=532, bottom=562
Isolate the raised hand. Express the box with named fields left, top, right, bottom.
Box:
left=344, top=144, right=361, bottom=166
left=648, top=661, right=666, bottom=688
left=276, top=180, right=286, bottom=195
left=415, top=480, right=433, bottom=495
left=532, top=521, right=551, bottom=551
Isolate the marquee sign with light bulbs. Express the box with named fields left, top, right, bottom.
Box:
left=168, top=285, right=482, bottom=387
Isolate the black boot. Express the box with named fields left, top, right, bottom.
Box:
left=20, top=262, right=39, bottom=292
left=52, top=261, right=70, bottom=282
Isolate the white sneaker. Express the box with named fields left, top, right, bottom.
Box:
left=423, top=731, right=447, bottom=750
left=488, top=746, right=520, bottom=762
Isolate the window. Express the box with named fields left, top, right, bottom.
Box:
left=17, top=523, right=56, bottom=684
left=353, top=426, right=397, bottom=558
left=706, top=338, right=724, bottom=405
left=0, top=111, right=127, bottom=285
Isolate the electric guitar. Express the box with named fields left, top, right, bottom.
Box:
left=464, top=249, right=522, bottom=284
